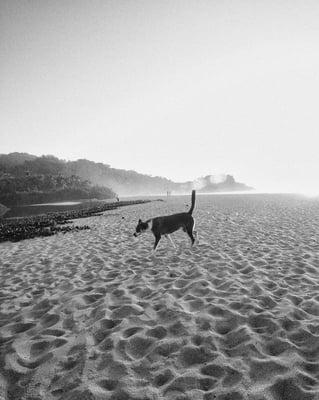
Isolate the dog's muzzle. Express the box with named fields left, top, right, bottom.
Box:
left=133, top=232, right=137, bottom=237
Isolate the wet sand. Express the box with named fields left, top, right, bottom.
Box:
left=0, top=200, right=151, bottom=242
left=1, top=194, right=319, bottom=400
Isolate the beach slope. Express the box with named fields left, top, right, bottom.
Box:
left=1, top=194, right=319, bottom=400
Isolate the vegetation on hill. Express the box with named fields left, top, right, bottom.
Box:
left=0, top=155, right=116, bottom=207
left=0, top=153, right=252, bottom=206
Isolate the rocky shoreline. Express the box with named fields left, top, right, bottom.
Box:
left=0, top=199, right=150, bottom=243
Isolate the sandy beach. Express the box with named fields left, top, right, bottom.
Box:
left=1, top=194, right=319, bottom=400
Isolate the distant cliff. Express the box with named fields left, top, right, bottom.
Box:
left=0, top=153, right=252, bottom=205
left=192, top=174, right=253, bottom=193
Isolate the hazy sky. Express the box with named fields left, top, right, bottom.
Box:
left=1, top=0, right=319, bottom=193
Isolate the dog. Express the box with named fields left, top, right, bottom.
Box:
left=133, top=190, right=196, bottom=251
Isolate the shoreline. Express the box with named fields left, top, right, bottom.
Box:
left=0, top=199, right=151, bottom=243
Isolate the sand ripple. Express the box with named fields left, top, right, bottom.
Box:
left=1, top=194, right=319, bottom=399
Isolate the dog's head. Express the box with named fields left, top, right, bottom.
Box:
left=133, top=219, right=150, bottom=237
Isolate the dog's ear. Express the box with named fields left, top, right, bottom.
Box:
left=138, top=219, right=142, bottom=223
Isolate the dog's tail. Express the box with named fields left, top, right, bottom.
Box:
left=188, top=190, right=196, bottom=214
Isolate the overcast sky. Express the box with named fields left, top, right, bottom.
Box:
left=1, top=0, right=319, bottom=193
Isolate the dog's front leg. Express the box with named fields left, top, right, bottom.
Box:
left=152, top=234, right=161, bottom=254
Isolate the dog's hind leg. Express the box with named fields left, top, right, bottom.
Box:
left=192, top=218, right=199, bottom=243
left=186, top=227, right=195, bottom=246
left=167, top=234, right=177, bottom=249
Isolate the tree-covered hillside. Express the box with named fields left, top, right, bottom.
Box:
left=0, top=154, right=177, bottom=197
left=0, top=153, right=252, bottom=205
left=0, top=155, right=116, bottom=206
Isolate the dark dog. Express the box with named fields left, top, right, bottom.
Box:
left=133, top=190, right=196, bottom=251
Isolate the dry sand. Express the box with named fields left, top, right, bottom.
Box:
left=1, top=194, right=319, bottom=400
